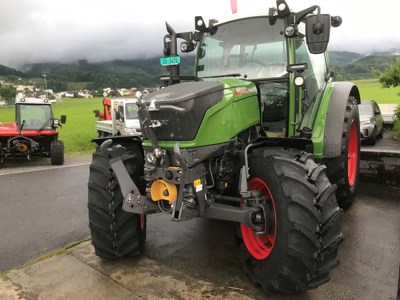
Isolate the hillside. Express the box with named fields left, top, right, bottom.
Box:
left=0, top=56, right=196, bottom=92
left=329, top=51, right=363, bottom=67
left=0, top=64, right=24, bottom=78
left=334, top=55, right=398, bottom=80
left=0, top=52, right=398, bottom=90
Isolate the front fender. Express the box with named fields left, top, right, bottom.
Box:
left=92, top=135, right=142, bottom=147
left=312, top=82, right=360, bottom=158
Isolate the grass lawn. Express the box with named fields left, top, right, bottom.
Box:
left=352, top=79, right=400, bottom=104
left=52, top=98, right=100, bottom=153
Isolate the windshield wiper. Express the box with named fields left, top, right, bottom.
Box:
left=199, top=73, right=242, bottom=79
left=19, top=120, right=26, bottom=134
left=38, top=117, right=52, bottom=132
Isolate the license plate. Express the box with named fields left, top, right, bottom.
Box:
left=160, top=56, right=180, bottom=66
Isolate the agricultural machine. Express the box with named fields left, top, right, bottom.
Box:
left=88, top=0, right=361, bottom=293
left=0, top=97, right=66, bottom=167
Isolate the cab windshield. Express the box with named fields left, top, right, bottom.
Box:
left=125, top=103, right=138, bottom=119
left=197, top=17, right=287, bottom=80
left=19, top=104, right=52, bottom=130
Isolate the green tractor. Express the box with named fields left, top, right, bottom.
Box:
left=88, top=0, right=360, bottom=293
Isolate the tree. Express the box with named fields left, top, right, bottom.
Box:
left=48, top=80, right=68, bottom=93
left=374, top=57, right=400, bottom=88
left=0, top=86, right=17, bottom=104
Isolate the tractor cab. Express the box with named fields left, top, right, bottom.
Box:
left=160, top=0, right=341, bottom=139
left=15, top=98, right=66, bottom=131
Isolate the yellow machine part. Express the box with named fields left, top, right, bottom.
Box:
left=150, top=180, right=178, bottom=205
left=16, top=143, right=28, bottom=152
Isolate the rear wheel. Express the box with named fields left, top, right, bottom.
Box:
left=234, top=148, right=343, bottom=293
left=325, top=97, right=360, bottom=209
left=376, top=128, right=383, bottom=139
left=50, top=140, right=64, bottom=165
left=88, top=143, right=146, bottom=259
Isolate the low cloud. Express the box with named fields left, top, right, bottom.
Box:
left=0, top=0, right=399, bottom=69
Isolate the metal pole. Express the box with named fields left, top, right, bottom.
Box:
left=42, top=74, right=48, bottom=99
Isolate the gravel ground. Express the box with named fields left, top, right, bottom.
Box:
left=0, top=153, right=93, bottom=176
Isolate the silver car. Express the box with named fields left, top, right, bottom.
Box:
left=358, top=100, right=384, bottom=145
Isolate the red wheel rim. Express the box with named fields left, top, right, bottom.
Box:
left=240, top=177, right=277, bottom=260
left=347, top=120, right=359, bottom=186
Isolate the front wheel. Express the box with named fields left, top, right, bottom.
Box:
left=50, top=140, right=64, bottom=165
left=234, top=148, right=343, bottom=293
left=88, top=143, right=146, bottom=258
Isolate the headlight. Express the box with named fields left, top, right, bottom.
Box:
left=125, top=129, right=135, bottom=135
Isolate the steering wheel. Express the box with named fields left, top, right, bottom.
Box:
left=244, top=59, right=268, bottom=67
left=25, top=119, right=43, bottom=127
left=245, top=61, right=286, bottom=78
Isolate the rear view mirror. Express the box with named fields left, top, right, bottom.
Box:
left=306, top=14, right=331, bottom=54
left=60, top=115, right=67, bottom=124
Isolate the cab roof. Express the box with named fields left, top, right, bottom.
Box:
left=15, top=98, right=52, bottom=105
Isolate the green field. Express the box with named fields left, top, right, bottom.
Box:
left=352, top=79, right=400, bottom=104
left=0, top=98, right=101, bottom=154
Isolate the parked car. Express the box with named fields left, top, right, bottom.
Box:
left=358, top=100, right=384, bottom=145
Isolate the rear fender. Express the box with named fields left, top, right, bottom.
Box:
left=249, top=136, right=314, bottom=154
left=313, top=82, right=360, bottom=158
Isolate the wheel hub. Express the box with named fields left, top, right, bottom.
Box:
left=241, top=177, right=277, bottom=260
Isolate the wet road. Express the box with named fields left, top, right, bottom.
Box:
left=0, top=165, right=91, bottom=272
left=144, top=182, right=400, bottom=299
left=361, top=130, right=400, bottom=152
left=0, top=157, right=399, bottom=299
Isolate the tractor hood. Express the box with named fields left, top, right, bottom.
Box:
left=140, top=79, right=260, bottom=147
left=141, top=81, right=225, bottom=141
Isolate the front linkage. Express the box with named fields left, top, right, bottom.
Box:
left=100, top=138, right=271, bottom=237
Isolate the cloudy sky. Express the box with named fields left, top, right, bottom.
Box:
left=0, top=0, right=399, bottom=68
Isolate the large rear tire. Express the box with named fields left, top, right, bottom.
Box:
left=325, top=97, right=360, bottom=209
left=50, top=140, right=64, bottom=165
left=88, top=143, right=146, bottom=259
left=234, top=148, right=343, bottom=293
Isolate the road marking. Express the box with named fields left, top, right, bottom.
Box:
left=0, top=162, right=90, bottom=176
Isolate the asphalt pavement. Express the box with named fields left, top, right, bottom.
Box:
left=0, top=164, right=91, bottom=272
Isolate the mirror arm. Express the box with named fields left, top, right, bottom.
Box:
left=295, top=5, right=320, bottom=24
